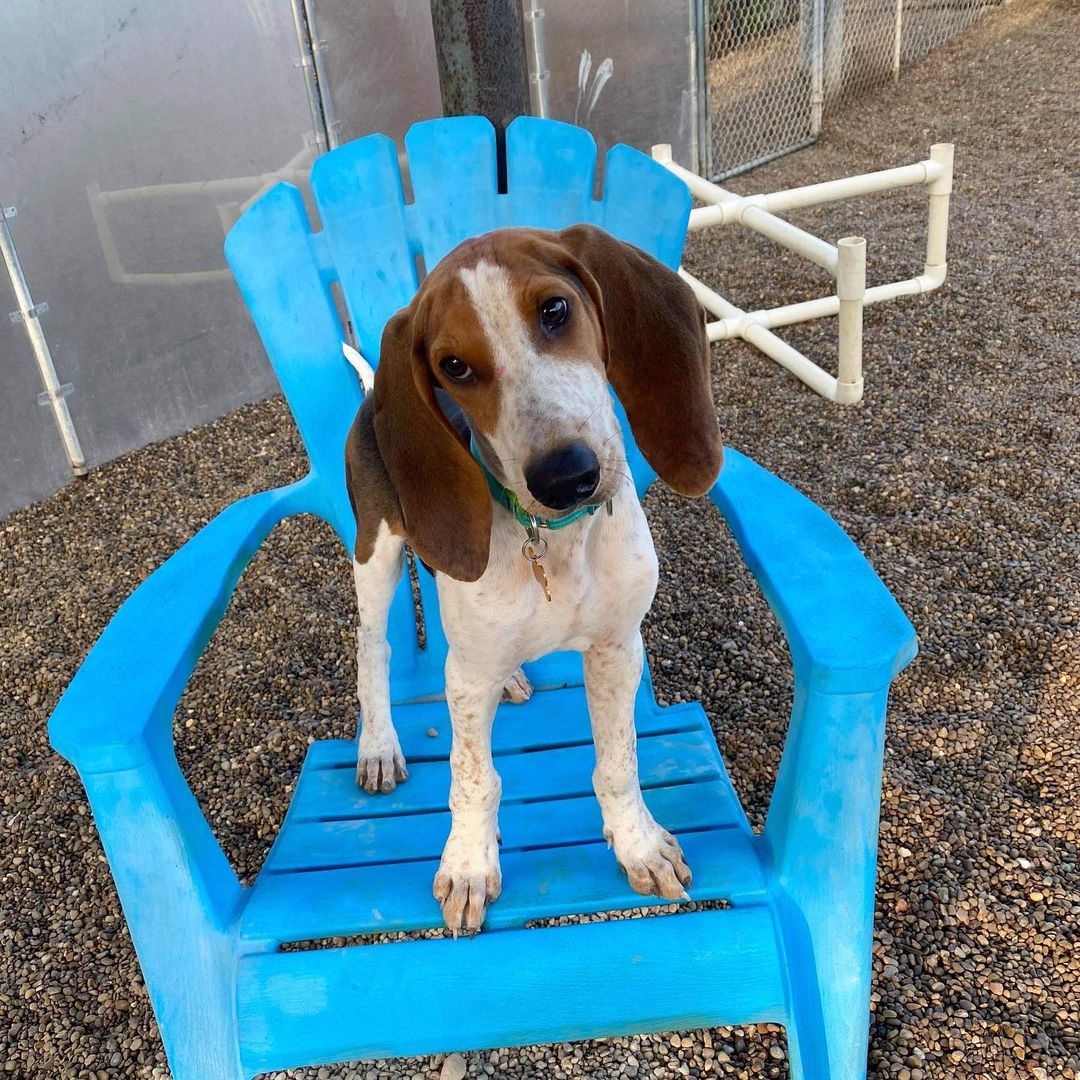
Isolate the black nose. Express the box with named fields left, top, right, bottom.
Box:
left=524, top=442, right=601, bottom=511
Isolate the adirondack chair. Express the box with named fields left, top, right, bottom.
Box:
left=48, top=116, right=917, bottom=1080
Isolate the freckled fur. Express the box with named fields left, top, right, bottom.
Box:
left=347, top=226, right=716, bottom=932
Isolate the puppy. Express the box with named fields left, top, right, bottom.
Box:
left=344, top=224, right=723, bottom=933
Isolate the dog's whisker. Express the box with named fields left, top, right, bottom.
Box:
left=575, top=403, right=605, bottom=433
left=599, top=465, right=634, bottom=493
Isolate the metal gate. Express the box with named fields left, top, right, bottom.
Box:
left=704, top=0, right=821, bottom=178
left=702, top=0, right=995, bottom=179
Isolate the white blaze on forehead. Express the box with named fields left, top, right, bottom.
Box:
left=458, top=257, right=620, bottom=501
left=458, top=260, right=531, bottom=378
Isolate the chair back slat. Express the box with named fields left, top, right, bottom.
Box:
left=405, top=117, right=500, bottom=268
left=224, top=183, right=359, bottom=548
left=598, top=144, right=691, bottom=271
left=505, top=117, right=597, bottom=230
left=311, top=134, right=417, bottom=362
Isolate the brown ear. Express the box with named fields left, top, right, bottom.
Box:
left=558, top=223, right=723, bottom=497
left=371, top=308, right=492, bottom=581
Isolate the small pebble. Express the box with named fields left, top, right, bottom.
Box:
left=440, top=1053, right=466, bottom=1080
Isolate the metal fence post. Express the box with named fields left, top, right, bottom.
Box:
left=522, top=0, right=551, bottom=118
left=893, top=0, right=904, bottom=80
left=429, top=0, right=531, bottom=188
left=288, top=0, right=335, bottom=152
left=823, top=0, right=845, bottom=102
left=1, top=208, right=87, bottom=477
left=812, top=0, right=826, bottom=134
left=690, top=0, right=710, bottom=176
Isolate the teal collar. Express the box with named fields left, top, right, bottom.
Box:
left=469, top=437, right=604, bottom=532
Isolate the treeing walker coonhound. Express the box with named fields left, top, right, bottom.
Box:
left=344, top=224, right=724, bottom=934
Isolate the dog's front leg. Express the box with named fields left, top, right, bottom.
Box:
left=433, top=652, right=504, bottom=934
left=585, top=631, right=692, bottom=900
left=353, top=527, right=409, bottom=794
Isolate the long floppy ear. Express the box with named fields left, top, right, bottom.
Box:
left=558, top=223, right=723, bottom=497
left=371, top=308, right=492, bottom=581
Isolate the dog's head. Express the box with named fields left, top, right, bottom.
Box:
left=372, top=224, right=723, bottom=581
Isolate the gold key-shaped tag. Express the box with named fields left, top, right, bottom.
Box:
left=522, top=529, right=552, bottom=603
left=528, top=552, right=552, bottom=602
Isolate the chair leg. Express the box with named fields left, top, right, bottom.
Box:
left=82, top=753, right=248, bottom=1080
left=771, top=888, right=863, bottom=1080
left=765, top=684, right=893, bottom=1080
left=786, top=1000, right=849, bottom=1080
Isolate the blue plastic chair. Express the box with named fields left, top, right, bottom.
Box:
left=49, top=116, right=916, bottom=1080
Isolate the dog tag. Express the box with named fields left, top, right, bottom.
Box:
left=529, top=554, right=552, bottom=602
left=521, top=534, right=552, bottom=603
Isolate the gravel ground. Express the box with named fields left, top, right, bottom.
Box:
left=2, top=1, right=1077, bottom=1077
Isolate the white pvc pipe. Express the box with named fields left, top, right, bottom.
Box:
left=925, top=143, right=953, bottom=274
left=681, top=267, right=841, bottom=401
left=684, top=161, right=941, bottom=227
left=760, top=160, right=940, bottom=212
left=743, top=322, right=840, bottom=401
left=666, top=160, right=742, bottom=210
left=836, top=236, right=866, bottom=404
left=740, top=205, right=839, bottom=272
left=663, top=144, right=955, bottom=405
left=0, top=212, right=87, bottom=474
left=704, top=268, right=947, bottom=340
left=679, top=267, right=741, bottom=320
left=670, top=171, right=838, bottom=272
left=688, top=203, right=838, bottom=269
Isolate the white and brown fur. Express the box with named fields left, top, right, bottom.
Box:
left=344, top=225, right=724, bottom=934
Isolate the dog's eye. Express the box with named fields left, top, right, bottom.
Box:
left=540, top=296, right=570, bottom=331
left=439, top=355, right=473, bottom=382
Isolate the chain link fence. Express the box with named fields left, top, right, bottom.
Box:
left=704, top=0, right=995, bottom=178
left=705, top=0, right=819, bottom=179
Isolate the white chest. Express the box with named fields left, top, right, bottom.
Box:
left=435, top=493, right=659, bottom=678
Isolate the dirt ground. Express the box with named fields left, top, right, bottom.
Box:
left=1, top=0, right=1077, bottom=1077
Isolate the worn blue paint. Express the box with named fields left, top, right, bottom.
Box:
left=48, top=117, right=916, bottom=1080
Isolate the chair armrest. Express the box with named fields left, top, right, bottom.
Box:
left=710, top=449, right=917, bottom=695
left=712, top=452, right=917, bottom=1070
left=49, top=478, right=315, bottom=774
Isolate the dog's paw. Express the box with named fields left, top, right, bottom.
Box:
left=501, top=667, right=533, bottom=704
left=355, top=731, right=408, bottom=794
left=607, top=817, right=692, bottom=901
left=433, top=827, right=502, bottom=935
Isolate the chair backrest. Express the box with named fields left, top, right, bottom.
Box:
left=225, top=116, right=692, bottom=551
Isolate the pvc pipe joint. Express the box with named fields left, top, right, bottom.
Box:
left=664, top=144, right=953, bottom=405
left=837, top=236, right=867, bottom=299
left=836, top=236, right=867, bottom=403
left=928, top=144, right=955, bottom=195
left=925, top=144, right=954, bottom=272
